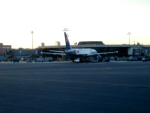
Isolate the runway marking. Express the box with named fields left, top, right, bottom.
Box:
left=1, top=78, right=150, bottom=88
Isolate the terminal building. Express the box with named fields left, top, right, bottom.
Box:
left=38, top=41, right=150, bottom=60
left=1, top=41, right=150, bottom=61
left=78, top=41, right=104, bottom=45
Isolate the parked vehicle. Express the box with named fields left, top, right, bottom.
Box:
left=142, top=57, right=149, bottom=62
left=0, top=57, right=7, bottom=62
left=74, top=58, right=80, bottom=63
left=2, top=58, right=6, bottom=62
left=45, top=57, right=54, bottom=62
left=27, top=58, right=32, bottom=63
left=128, top=56, right=136, bottom=61
left=13, top=58, right=19, bottom=63
left=35, top=58, right=44, bottom=62
left=21, top=57, right=28, bottom=61
left=115, top=57, right=120, bottom=61
left=104, top=57, right=110, bottom=62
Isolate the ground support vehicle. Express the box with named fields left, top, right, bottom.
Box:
left=74, top=58, right=80, bottom=63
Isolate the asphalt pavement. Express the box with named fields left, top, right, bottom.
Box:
left=0, top=61, right=150, bottom=113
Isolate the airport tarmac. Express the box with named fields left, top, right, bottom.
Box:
left=0, top=61, right=150, bottom=113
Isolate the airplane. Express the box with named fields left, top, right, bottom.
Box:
left=41, top=31, right=117, bottom=62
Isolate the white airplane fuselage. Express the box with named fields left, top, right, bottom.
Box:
left=65, top=48, right=97, bottom=56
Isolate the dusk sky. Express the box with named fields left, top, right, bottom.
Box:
left=0, top=0, right=150, bottom=49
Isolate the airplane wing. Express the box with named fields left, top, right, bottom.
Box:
left=86, top=51, right=118, bottom=56
left=41, top=52, right=66, bottom=55
left=49, top=50, right=65, bottom=53
left=98, top=51, right=118, bottom=55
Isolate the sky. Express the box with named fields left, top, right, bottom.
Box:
left=0, top=0, right=150, bottom=49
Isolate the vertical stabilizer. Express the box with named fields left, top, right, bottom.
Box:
left=64, top=32, right=71, bottom=50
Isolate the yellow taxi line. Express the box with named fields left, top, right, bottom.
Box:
left=1, top=78, right=150, bottom=88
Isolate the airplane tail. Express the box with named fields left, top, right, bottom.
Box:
left=64, top=32, right=71, bottom=50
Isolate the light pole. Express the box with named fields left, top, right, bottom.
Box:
left=127, top=32, right=131, bottom=45
left=31, top=31, right=34, bottom=49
